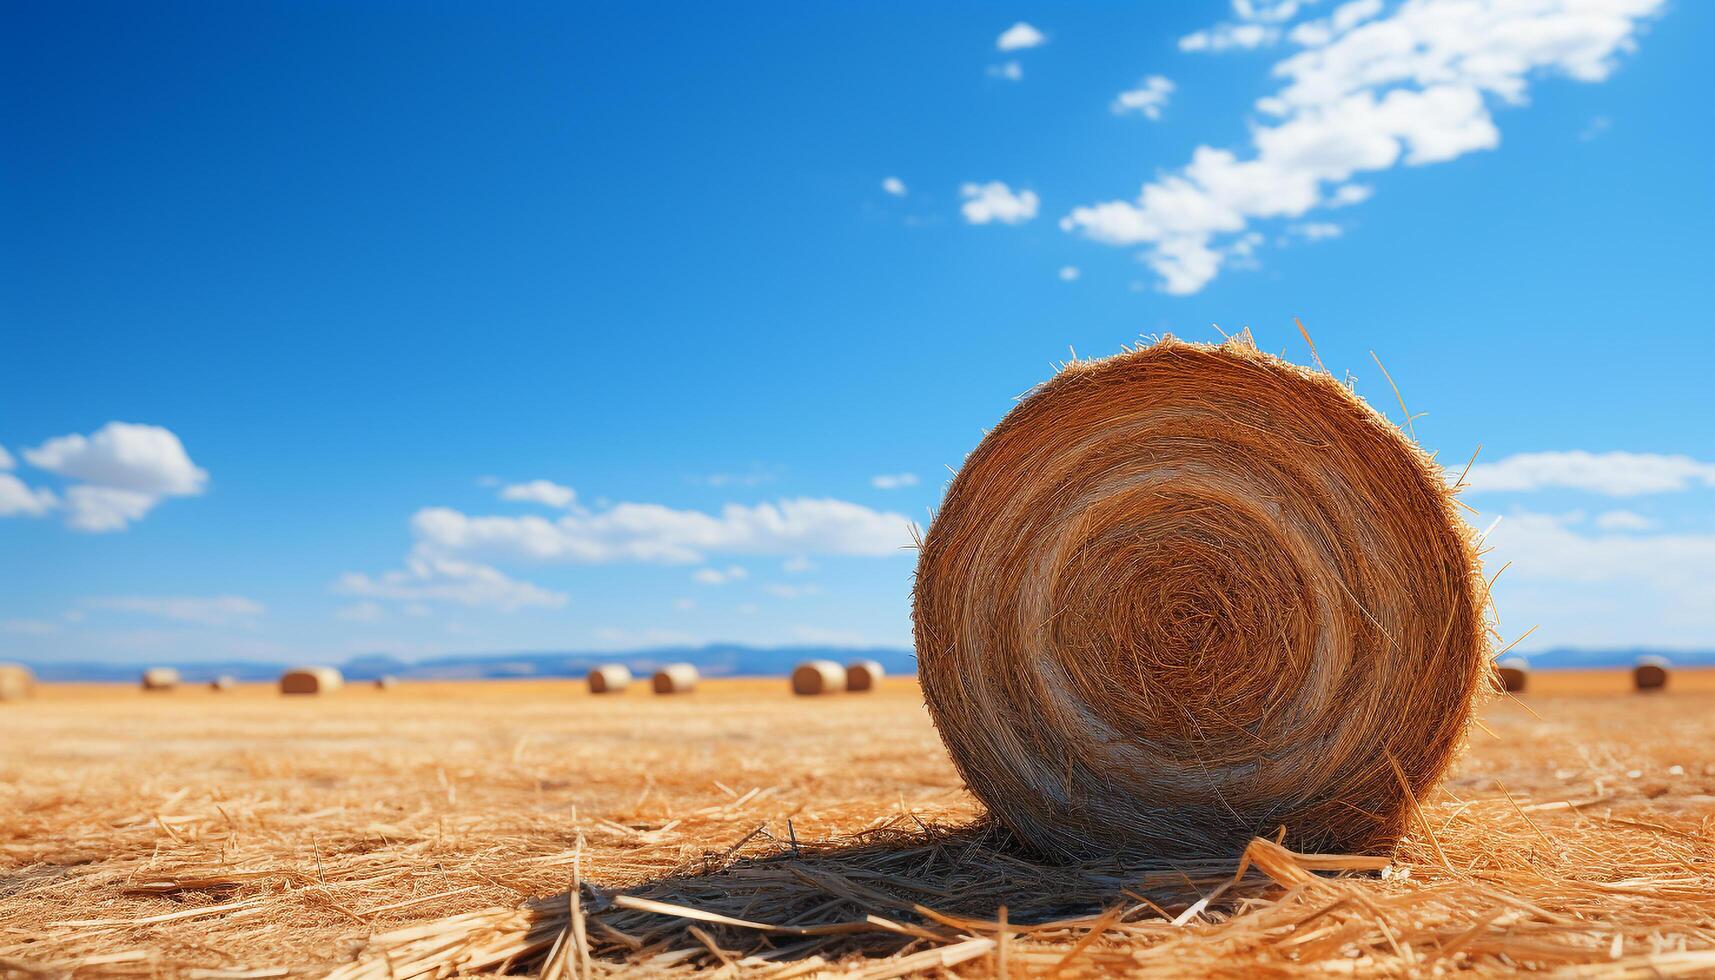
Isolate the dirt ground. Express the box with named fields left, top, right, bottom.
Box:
left=3, top=671, right=1713, bottom=977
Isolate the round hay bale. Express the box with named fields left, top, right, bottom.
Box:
left=0, top=663, right=35, bottom=701
left=141, top=667, right=180, bottom=691
left=845, top=659, right=884, bottom=692
left=1495, top=657, right=1529, bottom=694
left=374, top=675, right=399, bottom=691
left=280, top=666, right=344, bottom=695
left=791, top=660, right=846, bottom=696
left=1634, top=655, right=1670, bottom=693
left=652, top=663, right=699, bottom=695
left=913, top=337, right=1489, bottom=859
left=209, top=675, right=238, bottom=692
left=588, top=664, right=632, bottom=694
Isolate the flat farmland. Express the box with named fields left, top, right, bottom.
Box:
left=3, top=671, right=1713, bottom=977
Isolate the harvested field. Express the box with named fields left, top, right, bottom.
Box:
left=3, top=671, right=1714, bottom=977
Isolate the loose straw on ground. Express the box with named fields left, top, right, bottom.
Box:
left=845, top=660, right=884, bottom=692
left=652, top=663, right=699, bottom=695
left=913, top=334, right=1490, bottom=859
left=792, top=661, right=845, bottom=696
left=279, top=666, right=344, bottom=695
left=588, top=664, right=631, bottom=694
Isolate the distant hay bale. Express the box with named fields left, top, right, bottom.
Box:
left=280, top=666, right=344, bottom=695
left=1496, top=657, right=1529, bottom=694
left=374, top=675, right=398, bottom=690
left=209, top=675, right=238, bottom=692
left=588, top=664, right=632, bottom=694
left=791, top=660, right=846, bottom=696
left=845, top=659, right=884, bottom=692
left=913, top=336, right=1490, bottom=859
left=141, top=667, right=180, bottom=691
left=1634, top=655, right=1670, bottom=692
left=0, top=663, right=34, bottom=701
left=651, top=663, right=699, bottom=695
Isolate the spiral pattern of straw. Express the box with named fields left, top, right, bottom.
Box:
left=914, top=336, right=1489, bottom=859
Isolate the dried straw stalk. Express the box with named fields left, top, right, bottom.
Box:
left=653, top=663, right=699, bottom=695
left=791, top=660, right=845, bottom=696
left=914, top=335, right=1490, bottom=859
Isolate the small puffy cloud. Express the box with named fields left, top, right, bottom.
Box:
left=1181, top=22, right=1280, bottom=52
left=881, top=176, right=908, bottom=197
left=961, top=181, right=1039, bottom=225
left=25, top=422, right=206, bottom=495
left=996, top=21, right=1047, bottom=51
left=1595, top=509, right=1656, bottom=531
left=0, top=445, right=12, bottom=469
left=1327, top=183, right=1373, bottom=207
left=783, top=556, right=816, bottom=574
left=85, top=594, right=266, bottom=626
left=1462, top=451, right=1715, bottom=496
left=336, top=601, right=387, bottom=622
left=870, top=473, right=920, bottom=490
left=500, top=479, right=578, bottom=509
left=1288, top=0, right=1383, bottom=46
left=337, top=556, right=567, bottom=611
left=1111, top=75, right=1175, bottom=120
left=1058, top=266, right=1080, bottom=281
left=693, top=565, right=748, bottom=586
left=62, top=486, right=160, bottom=532
left=0, top=474, right=58, bottom=518
left=987, top=60, right=1024, bottom=81
left=1293, top=221, right=1343, bottom=241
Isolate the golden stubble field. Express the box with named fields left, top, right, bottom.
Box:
left=3, top=671, right=1714, bottom=978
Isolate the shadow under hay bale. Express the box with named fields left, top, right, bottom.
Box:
left=0, top=662, right=34, bottom=701
left=280, top=666, right=344, bottom=695
left=208, top=675, right=237, bottom=692
left=588, top=664, right=631, bottom=694
left=141, top=667, right=180, bottom=691
left=1634, top=656, right=1670, bottom=692
left=323, top=821, right=1389, bottom=979
left=791, top=660, right=845, bottom=696
left=1496, top=657, right=1529, bottom=694
left=652, top=663, right=698, bottom=694
left=845, top=659, right=884, bottom=692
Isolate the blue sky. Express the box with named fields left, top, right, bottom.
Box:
left=4, top=0, right=1711, bottom=665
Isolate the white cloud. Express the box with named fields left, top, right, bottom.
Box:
left=1058, top=266, right=1080, bottom=282
left=336, top=556, right=567, bottom=612
left=1293, top=221, right=1343, bottom=240
left=1595, top=509, right=1656, bottom=531
left=987, top=60, right=1024, bottom=81
left=85, top=594, right=266, bottom=626
left=20, top=422, right=208, bottom=531
left=1066, top=0, right=1663, bottom=294
left=870, top=472, right=920, bottom=490
left=693, top=564, right=748, bottom=585
left=790, top=625, right=873, bottom=647
left=996, top=21, right=1047, bottom=51
left=1112, top=75, right=1176, bottom=120
left=62, top=486, right=160, bottom=532
left=882, top=176, right=908, bottom=197
left=0, top=445, right=12, bottom=469
left=2, top=618, right=59, bottom=636
left=1327, top=182, right=1374, bottom=206
left=336, top=601, right=387, bottom=622
left=783, top=556, right=816, bottom=574
left=500, top=479, right=578, bottom=509
left=590, top=627, right=701, bottom=650
left=410, top=496, right=914, bottom=565
left=1288, top=0, right=1383, bottom=46
left=0, top=474, right=57, bottom=518
left=1462, top=451, right=1715, bottom=496
left=961, top=181, right=1039, bottom=225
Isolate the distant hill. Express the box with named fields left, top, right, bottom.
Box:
left=16, top=644, right=1712, bottom=684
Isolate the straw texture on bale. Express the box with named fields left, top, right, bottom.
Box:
left=140, top=667, right=180, bottom=691
left=845, top=659, right=884, bottom=692
left=280, top=666, right=344, bottom=695
left=1634, top=655, right=1670, bottom=692
left=588, top=664, right=631, bottom=694
left=914, top=336, right=1489, bottom=859
left=209, top=675, right=238, bottom=692
left=0, top=662, right=33, bottom=701
left=651, top=663, right=699, bottom=695
left=1496, top=656, right=1529, bottom=694
left=791, top=660, right=846, bottom=696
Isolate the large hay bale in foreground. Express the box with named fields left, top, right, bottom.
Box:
left=913, top=337, right=1489, bottom=859
left=791, top=660, right=845, bottom=696
left=845, top=659, right=884, bottom=692
left=1496, top=657, right=1529, bottom=694
left=652, top=663, right=698, bottom=694
left=588, top=664, right=631, bottom=694
left=141, top=667, right=180, bottom=691
left=0, top=663, right=34, bottom=701
left=1634, top=656, right=1670, bottom=692
left=280, top=666, right=344, bottom=695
